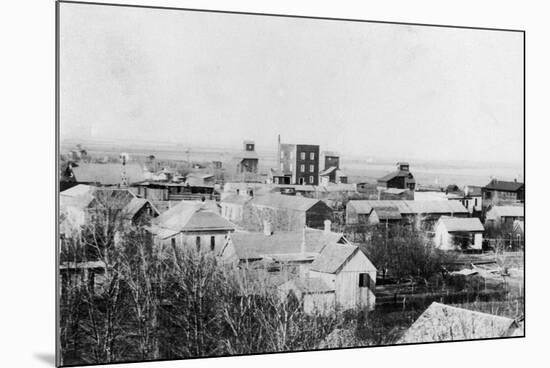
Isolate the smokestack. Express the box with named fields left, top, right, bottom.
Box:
left=263, top=221, right=272, bottom=236
left=324, top=219, right=332, bottom=234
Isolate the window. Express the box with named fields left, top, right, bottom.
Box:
left=290, top=163, right=293, bottom=172
left=474, top=198, right=478, bottom=206
left=300, top=164, right=305, bottom=172
left=310, top=152, right=315, bottom=160
left=309, top=164, right=314, bottom=172
left=210, top=236, right=216, bottom=251
left=359, top=273, right=373, bottom=288
left=309, top=176, right=314, bottom=184
left=300, top=152, right=306, bottom=160
left=171, top=237, right=176, bottom=248
left=196, top=236, right=201, bottom=251
left=280, top=162, right=284, bottom=171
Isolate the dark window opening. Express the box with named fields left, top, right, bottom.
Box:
left=171, top=237, right=176, bottom=247
left=359, top=273, right=374, bottom=289
left=196, top=236, right=201, bottom=251
left=210, top=236, right=215, bottom=251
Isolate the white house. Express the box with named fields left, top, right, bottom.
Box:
left=308, top=242, right=377, bottom=311
left=151, top=201, right=235, bottom=254
left=434, top=217, right=484, bottom=251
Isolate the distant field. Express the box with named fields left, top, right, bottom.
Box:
left=61, top=139, right=523, bottom=187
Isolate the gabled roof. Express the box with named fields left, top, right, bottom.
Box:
left=487, top=205, right=524, bottom=218
left=250, top=193, right=328, bottom=212
left=72, top=163, right=146, bottom=185
left=309, top=243, right=359, bottom=274
left=319, top=167, right=337, bottom=176
left=372, top=206, right=402, bottom=220
left=153, top=201, right=234, bottom=235
left=398, top=302, right=518, bottom=343
left=60, top=184, right=95, bottom=197
left=378, top=170, right=414, bottom=183
left=348, top=200, right=468, bottom=215
left=227, top=228, right=345, bottom=260
left=484, top=180, right=524, bottom=192
left=437, top=217, right=484, bottom=232
left=123, top=197, right=159, bottom=218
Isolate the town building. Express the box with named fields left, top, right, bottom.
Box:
left=398, top=302, right=520, bottom=343
left=220, top=222, right=377, bottom=313
left=377, top=162, right=416, bottom=191
left=482, top=179, right=524, bottom=209
left=236, top=140, right=259, bottom=179
left=60, top=185, right=160, bottom=236
left=279, top=142, right=320, bottom=185
left=485, top=205, right=524, bottom=226
left=220, top=194, right=251, bottom=222
left=319, top=151, right=348, bottom=185
left=150, top=201, right=235, bottom=254
left=245, top=193, right=333, bottom=231
left=346, top=200, right=469, bottom=229
left=433, top=217, right=485, bottom=251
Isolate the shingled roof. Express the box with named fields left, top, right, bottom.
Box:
left=378, top=170, right=414, bottom=183
left=348, top=200, right=468, bottom=215
left=486, top=205, right=524, bottom=218
left=226, top=228, right=345, bottom=261
left=309, top=243, right=359, bottom=274
left=153, top=201, right=234, bottom=236
left=250, top=193, right=327, bottom=212
left=398, top=302, right=518, bottom=343
left=437, top=217, right=484, bottom=232
left=484, top=180, right=524, bottom=192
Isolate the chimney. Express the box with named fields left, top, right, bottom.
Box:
left=324, top=219, right=332, bottom=234
left=514, top=178, right=517, bottom=183
left=263, top=221, right=272, bottom=236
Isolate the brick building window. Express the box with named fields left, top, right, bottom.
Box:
left=309, top=176, right=314, bottom=183
left=310, top=152, right=315, bottom=160
left=309, top=164, right=314, bottom=172
left=300, top=164, right=305, bottom=172
left=301, top=152, right=306, bottom=160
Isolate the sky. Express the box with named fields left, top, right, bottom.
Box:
left=59, top=3, right=524, bottom=164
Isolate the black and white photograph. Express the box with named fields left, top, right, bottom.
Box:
left=54, top=1, right=527, bottom=366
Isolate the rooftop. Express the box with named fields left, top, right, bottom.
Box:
left=349, top=200, right=468, bottom=215
left=250, top=193, right=328, bottom=212
left=309, top=243, right=359, bottom=274
left=484, top=179, right=524, bottom=192
left=378, top=170, right=415, bottom=183
left=437, top=217, right=484, bottom=232
left=153, top=201, right=234, bottom=235
left=227, top=228, right=345, bottom=260
left=398, top=302, right=518, bottom=343
left=487, top=205, right=524, bottom=218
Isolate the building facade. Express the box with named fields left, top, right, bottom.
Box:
left=279, top=143, right=320, bottom=185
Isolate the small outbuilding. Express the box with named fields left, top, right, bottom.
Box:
left=434, top=217, right=485, bottom=251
